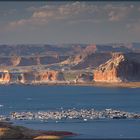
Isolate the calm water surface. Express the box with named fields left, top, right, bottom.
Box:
left=0, top=85, right=140, bottom=138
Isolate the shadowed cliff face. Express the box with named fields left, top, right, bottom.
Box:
left=0, top=43, right=138, bottom=67
left=0, top=43, right=139, bottom=69
left=94, top=53, right=140, bottom=82
left=0, top=56, right=69, bottom=66
left=72, top=53, right=112, bottom=69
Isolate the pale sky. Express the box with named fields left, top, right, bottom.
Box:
left=0, top=1, right=140, bottom=44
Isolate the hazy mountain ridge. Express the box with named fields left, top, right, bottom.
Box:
left=0, top=44, right=86, bottom=56
left=0, top=42, right=139, bottom=56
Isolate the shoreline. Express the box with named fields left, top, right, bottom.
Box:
left=1, top=81, right=140, bottom=88
left=0, top=121, right=76, bottom=139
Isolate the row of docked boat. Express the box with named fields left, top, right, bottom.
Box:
left=9, top=108, right=140, bottom=121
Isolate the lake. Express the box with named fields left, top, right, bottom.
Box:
left=0, top=85, right=140, bottom=138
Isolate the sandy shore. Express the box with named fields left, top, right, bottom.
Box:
left=88, top=82, right=140, bottom=88
left=27, top=82, right=140, bottom=88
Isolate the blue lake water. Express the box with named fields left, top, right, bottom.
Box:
left=0, top=85, right=140, bottom=138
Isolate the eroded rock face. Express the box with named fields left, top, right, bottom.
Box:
left=94, top=53, right=140, bottom=82
left=0, top=56, right=69, bottom=67
left=0, top=70, right=65, bottom=84
left=0, top=71, right=11, bottom=84
left=94, top=68, right=121, bottom=82
left=35, top=71, right=64, bottom=82
left=76, top=73, right=93, bottom=82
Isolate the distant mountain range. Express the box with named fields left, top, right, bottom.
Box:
left=0, top=42, right=139, bottom=57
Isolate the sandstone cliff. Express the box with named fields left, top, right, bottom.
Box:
left=94, top=53, right=140, bottom=82
left=0, top=71, right=11, bottom=84
left=35, top=71, right=64, bottom=82
left=0, top=70, right=65, bottom=84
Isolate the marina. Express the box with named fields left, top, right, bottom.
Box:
left=0, top=85, right=140, bottom=138
left=1, top=108, right=140, bottom=122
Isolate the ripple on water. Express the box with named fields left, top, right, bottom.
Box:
left=0, top=104, right=3, bottom=107
left=26, top=98, right=32, bottom=100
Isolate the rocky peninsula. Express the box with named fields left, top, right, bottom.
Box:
left=0, top=121, right=76, bottom=139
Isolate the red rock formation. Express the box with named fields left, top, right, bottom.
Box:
left=0, top=71, right=11, bottom=84
left=11, top=56, right=21, bottom=66
left=35, top=71, right=57, bottom=81
left=35, top=71, right=64, bottom=81
left=94, top=53, right=140, bottom=82
left=83, top=44, right=97, bottom=55
left=0, top=70, right=65, bottom=84
left=94, top=68, right=121, bottom=82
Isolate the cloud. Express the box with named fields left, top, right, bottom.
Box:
left=108, top=10, right=123, bottom=21
left=0, top=9, right=17, bottom=17
left=9, top=19, right=31, bottom=27
left=126, top=20, right=140, bottom=32
left=8, top=2, right=99, bottom=28
left=104, top=4, right=131, bottom=21
left=7, top=2, right=138, bottom=30
left=138, top=7, right=140, bottom=11
left=68, top=19, right=101, bottom=25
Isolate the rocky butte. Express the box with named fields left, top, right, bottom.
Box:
left=94, top=53, right=140, bottom=82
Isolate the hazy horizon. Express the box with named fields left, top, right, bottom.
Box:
left=0, top=42, right=140, bottom=46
